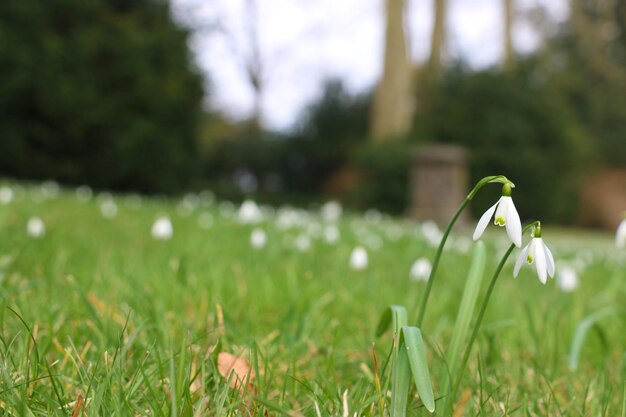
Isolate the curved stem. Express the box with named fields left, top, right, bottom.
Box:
left=446, top=222, right=538, bottom=415
left=415, top=174, right=515, bottom=327
left=416, top=198, right=470, bottom=327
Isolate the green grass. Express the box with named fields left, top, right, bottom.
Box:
left=0, top=181, right=624, bottom=416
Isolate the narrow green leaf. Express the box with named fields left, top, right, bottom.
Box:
left=568, top=307, right=619, bottom=371
left=401, top=326, right=435, bottom=413
left=379, top=305, right=410, bottom=417
left=439, top=242, right=486, bottom=414
left=376, top=305, right=408, bottom=338
left=391, top=343, right=411, bottom=417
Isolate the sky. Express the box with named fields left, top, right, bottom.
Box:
left=172, top=0, right=569, bottom=131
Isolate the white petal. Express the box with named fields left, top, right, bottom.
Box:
left=494, top=197, right=509, bottom=226
left=473, top=198, right=501, bottom=241
left=504, top=197, right=522, bottom=247
left=514, top=244, right=529, bottom=277
left=543, top=243, right=555, bottom=278
left=534, top=238, right=547, bottom=284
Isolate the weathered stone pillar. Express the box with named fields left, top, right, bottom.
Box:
left=409, top=145, right=469, bottom=225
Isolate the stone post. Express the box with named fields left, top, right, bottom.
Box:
left=409, top=145, right=469, bottom=225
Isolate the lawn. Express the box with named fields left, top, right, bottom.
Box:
left=0, top=181, right=624, bottom=416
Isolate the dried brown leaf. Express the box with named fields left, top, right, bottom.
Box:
left=217, top=352, right=256, bottom=393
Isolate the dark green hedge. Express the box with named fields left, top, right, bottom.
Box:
left=0, top=0, right=203, bottom=193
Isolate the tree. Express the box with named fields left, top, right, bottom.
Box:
left=0, top=0, right=204, bottom=193
left=427, top=0, right=448, bottom=79
left=370, top=0, right=414, bottom=141
left=503, top=0, right=515, bottom=69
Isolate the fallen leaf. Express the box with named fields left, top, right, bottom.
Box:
left=217, top=352, right=256, bottom=393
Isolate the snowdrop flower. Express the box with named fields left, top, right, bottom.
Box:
left=151, top=216, right=173, bottom=240
left=616, top=215, right=626, bottom=248
left=75, top=185, right=93, bottom=202
left=473, top=184, right=521, bottom=247
left=323, top=225, right=340, bottom=244
left=293, top=234, right=311, bottom=252
left=321, top=201, right=342, bottom=221
left=0, top=186, right=14, bottom=205
left=100, top=199, right=118, bottom=218
left=238, top=200, right=263, bottom=224
left=514, top=225, right=555, bottom=284
left=250, top=228, right=267, bottom=249
left=410, top=258, right=432, bottom=281
left=421, top=221, right=443, bottom=248
left=349, top=246, right=368, bottom=270
left=27, top=217, right=45, bottom=238
left=557, top=265, right=578, bottom=292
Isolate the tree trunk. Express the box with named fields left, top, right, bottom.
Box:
left=427, top=0, right=447, bottom=78
left=503, top=0, right=515, bottom=70
left=370, top=0, right=414, bottom=142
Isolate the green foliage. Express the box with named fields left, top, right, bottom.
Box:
left=0, top=0, right=203, bottom=193
left=350, top=141, right=411, bottom=214
left=418, top=68, right=595, bottom=223
left=0, top=182, right=624, bottom=414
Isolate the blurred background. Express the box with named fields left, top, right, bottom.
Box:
left=0, top=0, right=624, bottom=228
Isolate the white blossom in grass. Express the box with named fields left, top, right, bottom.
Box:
left=349, top=246, right=368, bottom=270
left=27, top=217, right=45, bottom=238
left=323, top=225, right=340, bottom=244
left=75, top=185, right=93, bottom=202
left=238, top=200, right=263, bottom=224
left=321, top=201, right=342, bottom=221
left=616, top=215, right=626, bottom=248
left=0, top=186, right=14, bottom=205
left=293, top=234, right=311, bottom=252
left=410, top=258, right=432, bottom=281
left=473, top=183, right=522, bottom=247
left=557, top=265, right=579, bottom=292
left=250, top=228, right=267, bottom=249
left=151, top=216, right=173, bottom=240
left=514, top=225, right=555, bottom=284
left=100, top=198, right=118, bottom=219
left=421, top=220, right=443, bottom=248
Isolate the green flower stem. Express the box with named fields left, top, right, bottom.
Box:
left=415, top=198, right=469, bottom=327
left=415, top=175, right=514, bottom=327
left=446, top=222, right=538, bottom=416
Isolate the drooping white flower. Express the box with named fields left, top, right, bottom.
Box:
left=250, top=228, right=267, bottom=249
left=151, top=216, right=173, bottom=240
left=473, top=190, right=522, bottom=247
left=349, top=246, right=368, bottom=270
left=557, top=265, right=578, bottom=292
left=514, top=229, right=555, bottom=284
left=410, top=258, right=432, bottom=281
left=27, top=217, right=46, bottom=238
left=238, top=200, right=263, bottom=224
left=421, top=221, right=443, bottom=248
left=75, top=185, right=93, bottom=202
left=293, top=234, right=311, bottom=252
left=321, top=201, right=342, bottom=221
left=100, top=198, right=118, bottom=219
left=616, top=217, right=626, bottom=248
left=0, top=186, right=14, bottom=205
left=323, top=225, right=340, bottom=244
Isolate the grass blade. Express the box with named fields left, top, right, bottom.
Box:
left=568, top=307, right=619, bottom=371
